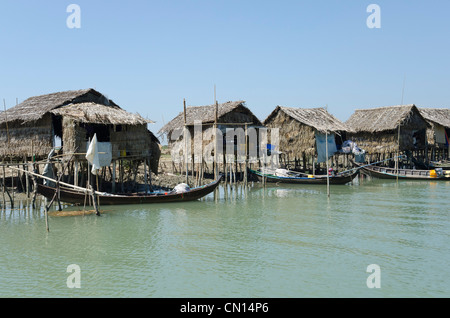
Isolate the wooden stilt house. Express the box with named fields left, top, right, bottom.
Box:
left=345, top=104, right=429, bottom=166
left=263, top=106, right=350, bottom=173
left=0, top=88, right=160, bottom=192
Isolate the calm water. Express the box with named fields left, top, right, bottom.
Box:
left=0, top=177, right=449, bottom=298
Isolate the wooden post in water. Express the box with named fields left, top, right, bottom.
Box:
left=214, top=100, right=219, bottom=180
left=262, top=150, right=266, bottom=187
left=31, top=167, right=38, bottom=209
left=74, top=159, right=79, bottom=187
left=44, top=197, right=50, bottom=232
left=198, top=161, right=202, bottom=186
left=3, top=165, right=13, bottom=209
left=120, top=159, right=124, bottom=193
left=144, top=158, right=148, bottom=194
left=24, top=157, right=30, bottom=198
left=10, top=165, right=14, bottom=205
left=396, top=124, right=400, bottom=182
left=312, top=156, right=315, bottom=176
left=244, top=123, right=248, bottom=186
left=89, top=184, right=100, bottom=216
left=326, top=130, right=330, bottom=198
left=112, top=160, right=116, bottom=193
left=184, top=99, right=188, bottom=185
left=223, top=151, right=227, bottom=184
left=1, top=164, right=5, bottom=208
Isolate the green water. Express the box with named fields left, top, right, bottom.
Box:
left=0, top=178, right=449, bottom=298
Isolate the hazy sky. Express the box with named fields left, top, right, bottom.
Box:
left=1, top=0, right=449, bottom=140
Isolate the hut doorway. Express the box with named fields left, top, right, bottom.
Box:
left=81, top=123, right=111, bottom=142
left=52, top=114, right=63, bottom=148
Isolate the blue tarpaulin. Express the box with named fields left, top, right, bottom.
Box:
left=315, top=131, right=337, bottom=163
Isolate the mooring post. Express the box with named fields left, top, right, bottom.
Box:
left=89, top=184, right=100, bottom=216
left=112, top=160, right=116, bottom=194
left=31, top=170, right=38, bottom=209
left=144, top=158, right=148, bottom=194
left=44, top=197, right=50, bottom=232
left=1, top=163, right=5, bottom=208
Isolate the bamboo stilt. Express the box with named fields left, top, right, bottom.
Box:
left=44, top=197, right=50, bottom=232
left=1, top=164, right=5, bottom=208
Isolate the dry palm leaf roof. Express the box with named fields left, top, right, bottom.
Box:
left=159, top=100, right=262, bottom=134
left=0, top=88, right=152, bottom=125
left=345, top=104, right=425, bottom=133
left=50, top=102, right=152, bottom=125
left=264, top=106, right=350, bottom=133
left=418, top=107, right=450, bottom=128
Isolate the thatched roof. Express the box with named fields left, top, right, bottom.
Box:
left=346, top=104, right=426, bottom=133
left=418, top=107, right=450, bottom=128
left=263, top=106, right=350, bottom=133
left=159, top=100, right=262, bottom=135
left=0, top=88, right=152, bottom=126
left=50, top=102, right=152, bottom=125
left=1, top=89, right=108, bottom=123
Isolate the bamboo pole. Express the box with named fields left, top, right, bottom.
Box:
left=120, top=159, right=124, bottom=193
left=244, top=123, right=248, bottom=186
left=95, top=174, right=100, bottom=214
left=184, top=98, right=188, bottom=185
left=44, top=197, right=50, bottom=232
left=31, top=165, right=38, bottom=209
left=1, top=164, right=5, bottom=207
left=2, top=167, right=13, bottom=209
left=326, top=130, right=330, bottom=198
left=10, top=165, right=14, bottom=204
left=224, top=153, right=228, bottom=184
left=148, top=158, right=153, bottom=191
left=24, top=157, right=30, bottom=198
left=199, top=162, right=202, bottom=186
left=214, top=100, right=218, bottom=180
left=397, top=124, right=400, bottom=182
left=74, top=160, right=79, bottom=187
left=144, top=158, right=148, bottom=194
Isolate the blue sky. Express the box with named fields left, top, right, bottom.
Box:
left=1, top=0, right=449, bottom=141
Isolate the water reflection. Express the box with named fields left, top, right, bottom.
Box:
left=1, top=180, right=450, bottom=297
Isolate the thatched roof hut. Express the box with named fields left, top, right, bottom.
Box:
left=345, top=104, right=428, bottom=154
left=418, top=108, right=450, bottom=147
left=0, top=88, right=160, bottom=173
left=159, top=100, right=262, bottom=158
left=263, top=106, right=350, bottom=160
left=159, top=100, right=262, bottom=138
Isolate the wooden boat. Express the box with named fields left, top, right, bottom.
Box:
left=353, top=162, right=450, bottom=180
left=37, top=177, right=222, bottom=206
left=429, top=160, right=450, bottom=170
left=248, top=168, right=358, bottom=185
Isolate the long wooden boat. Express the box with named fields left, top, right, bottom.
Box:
left=248, top=168, right=358, bottom=185
left=37, top=177, right=222, bottom=205
left=429, top=160, right=450, bottom=170
left=353, top=162, right=450, bottom=180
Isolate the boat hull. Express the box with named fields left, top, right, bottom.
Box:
left=354, top=162, right=450, bottom=180
left=248, top=169, right=358, bottom=185
left=37, top=177, right=221, bottom=205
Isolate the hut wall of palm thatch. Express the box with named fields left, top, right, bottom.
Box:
left=418, top=108, right=450, bottom=148
left=263, top=109, right=316, bottom=158
left=0, top=114, right=54, bottom=158
left=346, top=105, right=428, bottom=155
